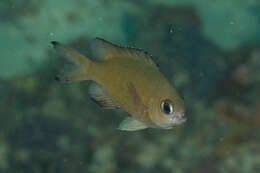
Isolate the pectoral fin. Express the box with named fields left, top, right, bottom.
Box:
left=118, top=117, right=148, bottom=131
left=127, top=82, right=149, bottom=117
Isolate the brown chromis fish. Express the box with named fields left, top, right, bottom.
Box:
left=51, top=38, right=186, bottom=131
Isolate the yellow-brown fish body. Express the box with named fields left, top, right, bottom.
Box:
left=52, top=38, right=186, bottom=131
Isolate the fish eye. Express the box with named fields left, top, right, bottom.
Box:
left=161, top=99, right=174, bottom=115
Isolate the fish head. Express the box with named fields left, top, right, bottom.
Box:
left=148, top=85, right=186, bottom=129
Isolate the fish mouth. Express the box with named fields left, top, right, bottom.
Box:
left=170, top=113, right=186, bottom=125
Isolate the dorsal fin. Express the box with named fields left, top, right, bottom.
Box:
left=91, top=38, right=159, bottom=68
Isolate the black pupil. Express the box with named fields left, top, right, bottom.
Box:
left=163, top=102, right=171, bottom=114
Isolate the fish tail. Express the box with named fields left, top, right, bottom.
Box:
left=51, top=41, right=93, bottom=83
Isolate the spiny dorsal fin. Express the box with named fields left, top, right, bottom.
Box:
left=118, top=117, right=148, bottom=131
left=88, top=82, right=120, bottom=109
left=91, top=38, right=159, bottom=68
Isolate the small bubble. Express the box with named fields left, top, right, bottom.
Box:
left=230, top=21, right=235, bottom=25
left=49, top=32, right=54, bottom=36
left=169, top=28, right=174, bottom=34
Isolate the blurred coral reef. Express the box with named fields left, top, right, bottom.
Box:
left=0, top=0, right=260, bottom=173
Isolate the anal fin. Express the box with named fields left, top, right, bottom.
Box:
left=88, top=82, right=120, bottom=109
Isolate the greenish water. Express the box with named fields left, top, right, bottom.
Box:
left=1, top=0, right=260, bottom=173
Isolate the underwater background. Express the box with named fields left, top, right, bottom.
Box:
left=1, top=0, right=260, bottom=172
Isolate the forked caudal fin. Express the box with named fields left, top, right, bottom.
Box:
left=51, top=41, right=92, bottom=83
